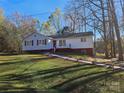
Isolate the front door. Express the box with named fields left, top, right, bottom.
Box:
left=53, top=40, right=56, bottom=53
left=53, top=40, right=56, bottom=48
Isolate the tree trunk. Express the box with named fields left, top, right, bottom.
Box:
left=109, top=0, right=123, bottom=61
left=100, top=0, right=109, bottom=58
left=107, top=0, right=116, bottom=58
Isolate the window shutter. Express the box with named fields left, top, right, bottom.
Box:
left=37, top=40, right=38, bottom=46
left=32, top=40, right=33, bottom=46
left=25, top=41, right=26, bottom=46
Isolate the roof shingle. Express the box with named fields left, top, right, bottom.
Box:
left=50, top=32, right=93, bottom=39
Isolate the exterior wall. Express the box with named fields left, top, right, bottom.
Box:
left=55, top=48, right=93, bottom=56
left=53, top=36, right=94, bottom=56
left=22, top=33, right=94, bottom=56
left=55, top=36, right=93, bottom=49
left=22, top=33, right=53, bottom=51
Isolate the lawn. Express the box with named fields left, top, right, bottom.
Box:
left=0, top=53, right=124, bottom=93
left=55, top=52, right=115, bottom=63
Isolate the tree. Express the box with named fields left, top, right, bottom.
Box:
left=65, top=0, right=123, bottom=60
left=0, top=9, right=4, bottom=25
left=0, top=11, right=38, bottom=53
left=65, top=0, right=110, bottom=58
left=108, top=0, right=123, bottom=60
left=65, top=0, right=85, bottom=33
left=40, top=8, right=63, bottom=35
left=0, top=8, right=5, bottom=51
left=41, top=21, right=55, bottom=35
left=49, top=8, right=62, bottom=32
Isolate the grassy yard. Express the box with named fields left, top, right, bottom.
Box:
left=0, top=53, right=124, bottom=93
left=55, top=52, right=115, bottom=63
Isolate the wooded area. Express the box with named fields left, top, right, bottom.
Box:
left=64, top=0, right=124, bottom=61
left=0, top=0, right=124, bottom=61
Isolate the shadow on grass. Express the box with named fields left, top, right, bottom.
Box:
left=0, top=53, right=19, bottom=56
left=0, top=86, right=62, bottom=93
left=2, top=64, right=96, bottom=81
left=52, top=69, right=124, bottom=93
left=0, top=60, right=124, bottom=93
left=0, top=57, right=56, bottom=66
left=0, top=87, right=37, bottom=93
left=0, top=63, right=92, bottom=93
left=55, top=52, right=86, bottom=57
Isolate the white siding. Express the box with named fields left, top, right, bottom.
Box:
left=55, top=36, right=93, bottom=49
left=22, top=32, right=94, bottom=51
left=22, top=33, right=53, bottom=51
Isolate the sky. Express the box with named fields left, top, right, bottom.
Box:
left=0, top=0, right=67, bottom=22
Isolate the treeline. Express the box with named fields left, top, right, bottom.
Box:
left=42, top=0, right=124, bottom=61
left=0, top=0, right=124, bottom=61
left=64, top=0, right=124, bottom=61
left=0, top=10, right=37, bottom=53
left=0, top=8, right=63, bottom=53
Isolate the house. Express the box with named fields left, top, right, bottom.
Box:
left=22, top=32, right=52, bottom=52
left=22, top=31, right=94, bottom=56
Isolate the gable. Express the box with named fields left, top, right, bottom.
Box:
left=23, top=32, right=48, bottom=40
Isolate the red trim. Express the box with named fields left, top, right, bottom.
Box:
left=24, top=48, right=93, bottom=56
left=55, top=48, right=93, bottom=56
left=24, top=49, right=52, bottom=54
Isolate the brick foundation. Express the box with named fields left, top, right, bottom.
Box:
left=24, top=48, right=93, bottom=56
left=55, top=48, right=93, bottom=56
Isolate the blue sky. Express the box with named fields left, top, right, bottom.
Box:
left=0, top=0, right=67, bottom=22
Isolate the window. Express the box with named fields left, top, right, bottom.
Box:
left=59, top=40, right=62, bottom=46
left=24, top=40, right=33, bottom=46
left=37, top=39, right=47, bottom=46
left=37, top=40, right=38, bottom=45
left=42, top=39, right=47, bottom=45
left=81, top=38, right=86, bottom=42
left=59, top=40, right=66, bottom=46
left=24, top=41, right=27, bottom=46
left=69, top=44, right=71, bottom=48
left=63, top=40, right=66, bottom=46
left=45, top=39, right=47, bottom=45
left=37, top=40, right=41, bottom=46
left=32, top=40, right=34, bottom=46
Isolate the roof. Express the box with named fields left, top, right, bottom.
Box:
left=50, top=32, right=93, bottom=39
left=22, top=31, right=93, bottom=40
left=22, top=31, right=47, bottom=40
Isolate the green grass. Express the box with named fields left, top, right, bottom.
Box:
left=55, top=52, right=113, bottom=63
left=0, top=53, right=124, bottom=93
left=55, top=52, right=89, bottom=59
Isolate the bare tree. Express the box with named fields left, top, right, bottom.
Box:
left=65, top=0, right=123, bottom=60
left=108, top=0, right=123, bottom=60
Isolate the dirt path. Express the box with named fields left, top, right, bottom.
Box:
left=47, top=53, right=124, bottom=70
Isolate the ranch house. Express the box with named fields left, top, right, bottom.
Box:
left=22, top=32, right=94, bottom=56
